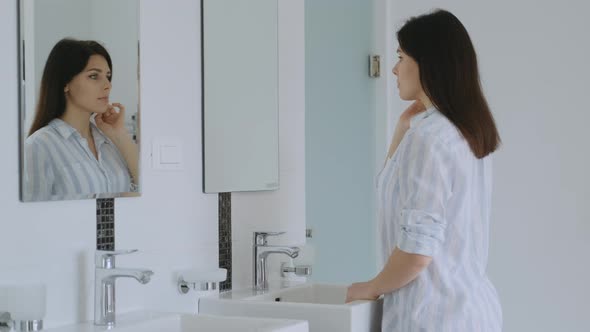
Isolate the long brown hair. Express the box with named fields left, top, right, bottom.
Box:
left=28, top=38, right=112, bottom=136
left=397, top=9, right=501, bottom=159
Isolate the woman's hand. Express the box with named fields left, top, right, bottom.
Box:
left=345, top=281, right=379, bottom=303
left=398, top=100, right=427, bottom=131
left=95, top=102, right=139, bottom=185
left=386, top=100, right=428, bottom=159
left=95, top=102, right=128, bottom=139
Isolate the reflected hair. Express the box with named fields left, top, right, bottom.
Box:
left=397, top=9, right=501, bottom=158
left=28, top=38, right=112, bottom=136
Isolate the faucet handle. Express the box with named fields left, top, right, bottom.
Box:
left=95, top=249, right=138, bottom=268
left=281, top=262, right=312, bottom=277
left=254, top=232, right=285, bottom=245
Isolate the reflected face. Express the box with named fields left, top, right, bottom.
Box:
left=65, top=55, right=112, bottom=114
left=392, top=48, right=423, bottom=100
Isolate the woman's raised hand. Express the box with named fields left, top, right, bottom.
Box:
left=386, top=100, right=428, bottom=159
left=398, top=100, right=427, bottom=130
left=95, top=102, right=127, bottom=139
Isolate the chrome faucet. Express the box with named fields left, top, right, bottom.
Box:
left=94, top=249, right=154, bottom=326
left=253, top=232, right=300, bottom=290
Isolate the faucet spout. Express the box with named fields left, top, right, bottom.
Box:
left=258, top=246, right=300, bottom=260
left=101, top=268, right=154, bottom=284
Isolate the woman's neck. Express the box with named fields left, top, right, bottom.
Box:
left=60, top=106, right=92, bottom=139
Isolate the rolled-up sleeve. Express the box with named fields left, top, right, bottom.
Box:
left=397, top=131, right=454, bottom=257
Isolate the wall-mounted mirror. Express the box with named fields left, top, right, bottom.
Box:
left=18, top=0, right=140, bottom=202
left=202, top=0, right=279, bottom=193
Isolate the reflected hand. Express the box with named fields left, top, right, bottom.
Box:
left=345, top=281, right=378, bottom=303
left=95, top=102, right=128, bottom=139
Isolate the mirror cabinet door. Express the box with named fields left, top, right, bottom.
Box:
left=202, top=0, right=279, bottom=193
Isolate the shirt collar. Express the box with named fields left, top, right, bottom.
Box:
left=49, top=118, right=78, bottom=139
left=409, top=106, right=437, bottom=129
left=90, top=120, right=109, bottom=146
left=49, top=118, right=110, bottom=146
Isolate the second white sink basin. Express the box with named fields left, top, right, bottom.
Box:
left=244, top=283, right=347, bottom=304
left=199, top=283, right=383, bottom=332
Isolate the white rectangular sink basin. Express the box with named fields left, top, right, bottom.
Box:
left=199, top=283, right=383, bottom=332
left=244, top=283, right=348, bottom=304
left=42, top=311, right=308, bottom=332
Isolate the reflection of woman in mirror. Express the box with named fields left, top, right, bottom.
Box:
left=23, top=38, right=138, bottom=201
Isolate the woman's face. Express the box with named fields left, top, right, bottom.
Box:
left=65, top=54, right=112, bottom=114
left=392, top=48, right=423, bottom=101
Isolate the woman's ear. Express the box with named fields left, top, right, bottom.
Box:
left=64, top=85, right=69, bottom=93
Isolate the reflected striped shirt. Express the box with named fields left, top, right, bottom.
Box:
left=377, top=107, right=502, bottom=331
left=23, top=118, right=135, bottom=201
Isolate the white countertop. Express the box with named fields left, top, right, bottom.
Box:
left=43, top=312, right=173, bottom=332
left=42, top=311, right=308, bottom=332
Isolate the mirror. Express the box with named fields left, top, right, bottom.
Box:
left=202, top=0, right=279, bottom=193
left=18, top=0, right=140, bottom=202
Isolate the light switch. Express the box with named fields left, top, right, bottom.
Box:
left=160, top=145, right=181, bottom=164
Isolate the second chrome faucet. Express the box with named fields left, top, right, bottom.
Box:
left=253, top=232, right=300, bottom=290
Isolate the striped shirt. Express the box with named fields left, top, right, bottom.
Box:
left=23, top=118, right=136, bottom=201
left=377, top=107, right=502, bottom=331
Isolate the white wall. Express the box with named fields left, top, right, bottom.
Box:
left=1, top=0, right=305, bottom=328
left=385, top=1, right=590, bottom=331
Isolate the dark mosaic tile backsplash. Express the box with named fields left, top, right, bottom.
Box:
left=96, top=198, right=115, bottom=251
left=95, top=194, right=232, bottom=291
left=219, top=193, right=232, bottom=291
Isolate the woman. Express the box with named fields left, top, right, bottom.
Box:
left=23, top=38, right=138, bottom=201
left=346, top=9, right=503, bottom=331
